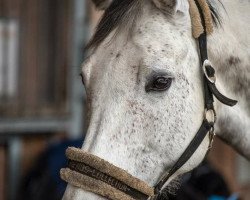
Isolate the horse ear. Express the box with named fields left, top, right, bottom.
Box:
left=91, top=0, right=112, bottom=10
left=152, top=0, right=189, bottom=15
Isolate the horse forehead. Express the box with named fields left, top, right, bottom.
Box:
left=135, top=13, right=184, bottom=44
left=87, top=16, right=191, bottom=77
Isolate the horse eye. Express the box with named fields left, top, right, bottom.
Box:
left=146, top=76, right=172, bottom=92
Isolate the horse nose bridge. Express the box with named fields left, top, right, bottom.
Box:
left=83, top=98, right=127, bottom=151
left=82, top=108, right=106, bottom=151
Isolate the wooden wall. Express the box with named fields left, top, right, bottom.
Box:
left=209, top=138, right=250, bottom=199
left=209, top=138, right=238, bottom=191
left=0, top=1, right=74, bottom=200
left=0, top=0, right=72, bottom=118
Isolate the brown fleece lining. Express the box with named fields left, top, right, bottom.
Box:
left=188, top=0, right=213, bottom=38
left=65, top=147, right=154, bottom=197
left=61, top=168, right=136, bottom=200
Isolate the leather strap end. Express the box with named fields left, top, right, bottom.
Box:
left=208, top=82, right=238, bottom=106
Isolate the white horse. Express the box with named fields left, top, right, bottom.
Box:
left=63, top=0, right=250, bottom=199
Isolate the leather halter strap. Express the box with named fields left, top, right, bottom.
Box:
left=153, top=120, right=213, bottom=194
left=153, top=0, right=237, bottom=196
left=195, top=0, right=237, bottom=108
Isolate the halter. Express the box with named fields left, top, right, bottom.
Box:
left=61, top=0, right=237, bottom=199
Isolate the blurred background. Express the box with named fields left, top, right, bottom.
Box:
left=0, top=0, right=249, bottom=200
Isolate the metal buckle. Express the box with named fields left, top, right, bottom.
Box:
left=204, top=108, right=217, bottom=124
left=203, top=59, right=216, bottom=83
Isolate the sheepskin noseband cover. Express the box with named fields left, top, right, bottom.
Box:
left=60, top=147, right=154, bottom=200
left=188, top=0, right=213, bottom=38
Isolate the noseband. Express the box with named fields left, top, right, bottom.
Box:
left=61, top=0, right=237, bottom=199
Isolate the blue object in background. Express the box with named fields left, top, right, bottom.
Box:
left=46, top=139, right=83, bottom=196
left=227, top=194, right=239, bottom=200
left=208, top=194, right=239, bottom=200
left=208, top=195, right=226, bottom=200
left=20, top=139, right=83, bottom=200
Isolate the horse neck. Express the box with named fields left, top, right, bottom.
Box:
left=207, top=0, right=250, bottom=159
left=208, top=0, right=250, bottom=100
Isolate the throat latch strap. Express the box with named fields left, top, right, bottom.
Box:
left=198, top=34, right=237, bottom=107
left=195, top=1, right=237, bottom=108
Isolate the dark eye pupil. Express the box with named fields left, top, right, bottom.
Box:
left=145, top=76, right=173, bottom=92
left=153, top=77, right=171, bottom=89
left=154, top=78, right=169, bottom=88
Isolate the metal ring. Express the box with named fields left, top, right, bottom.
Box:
left=204, top=108, right=217, bottom=123
left=202, top=59, right=216, bottom=83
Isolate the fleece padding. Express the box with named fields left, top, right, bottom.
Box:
left=60, top=168, right=141, bottom=200
left=188, top=0, right=213, bottom=38
left=64, top=147, right=154, bottom=197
